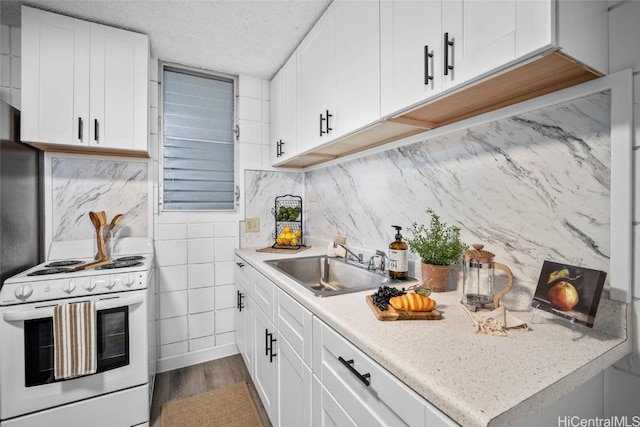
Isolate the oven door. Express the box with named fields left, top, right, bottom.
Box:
left=0, top=290, right=148, bottom=421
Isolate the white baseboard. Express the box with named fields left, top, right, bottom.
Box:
left=156, top=343, right=239, bottom=373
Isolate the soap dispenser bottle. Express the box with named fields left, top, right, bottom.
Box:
left=388, top=225, right=408, bottom=279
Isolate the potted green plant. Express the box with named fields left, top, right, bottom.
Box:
left=407, top=208, right=468, bottom=292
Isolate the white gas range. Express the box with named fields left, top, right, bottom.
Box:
left=0, top=237, right=155, bottom=427
left=1, top=238, right=154, bottom=306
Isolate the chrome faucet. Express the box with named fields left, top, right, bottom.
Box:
left=375, top=250, right=388, bottom=273
left=333, top=241, right=369, bottom=269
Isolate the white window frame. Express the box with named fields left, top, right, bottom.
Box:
left=158, top=61, right=239, bottom=214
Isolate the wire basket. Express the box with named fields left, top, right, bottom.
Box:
left=272, top=194, right=304, bottom=249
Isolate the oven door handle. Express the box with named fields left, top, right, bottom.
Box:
left=2, top=294, right=144, bottom=322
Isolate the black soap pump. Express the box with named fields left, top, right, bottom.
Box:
left=388, top=225, right=408, bottom=279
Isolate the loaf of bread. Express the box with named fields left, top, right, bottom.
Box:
left=389, top=293, right=436, bottom=312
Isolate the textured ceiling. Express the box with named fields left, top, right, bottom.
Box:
left=0, top=0, right=331, bottom=79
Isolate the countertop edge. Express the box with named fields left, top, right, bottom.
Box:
left=235, top=247, right=631, bottom=427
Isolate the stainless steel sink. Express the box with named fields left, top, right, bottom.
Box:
left=265, top=255, right=415, bottom=297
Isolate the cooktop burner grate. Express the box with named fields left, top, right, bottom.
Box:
left=27, top=267, right=71, bottom=276
left=97, top=261, right=144, bottom=270
left=114, top=256, right=145, bottom=262
left=44, top=260, right=83, bottom=267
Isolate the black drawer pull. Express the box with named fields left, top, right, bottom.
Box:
left=320, top=113, right=326, bottom=136
left=338, top=356, right=371, bottom=387
left=424, top=45, right=434, bottom=84
left=265, top=330, right=277, bottom=362
left=236, top=290, right=244, bottom=311
left=444, top=32, right=454, bottom=76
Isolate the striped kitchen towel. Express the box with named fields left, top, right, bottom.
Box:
left=53, top=301, right=97, bottom=380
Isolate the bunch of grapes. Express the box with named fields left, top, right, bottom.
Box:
left=371, top=286, right=406, bottom=311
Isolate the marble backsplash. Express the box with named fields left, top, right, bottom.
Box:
left=51, top=157, right=149, bottom=241
left=303, top=91, right=611, bottom=310
left=241, top=169, right=304, bottom=248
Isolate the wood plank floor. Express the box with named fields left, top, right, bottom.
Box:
left=150, top=354, right=272, bottom=427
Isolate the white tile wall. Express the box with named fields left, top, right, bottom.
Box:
left=158, top=265, right=188, bottom=292
left=189, top=335, right=216, bottom=352
left=0, top=25, right=20, bottom=109
left=155, top=240, right=188, bottom=266
left=216, top=331, right=235, bottom=346
left=214, top=260, right=235, bottom=285
left=215, top=309, right=235, bottom=334
left=0, top=26, right=10, bottom=54
left=160, top=317, right=188, bottom=345
left=214, top=285, right=236, bottom=310
left=160, top=291, right=188, bottom=319
left=187, top=263, right=215, bottom=288
left=187, top=238, right=214, bottom=264
left=188, top=311, right=215, bottom=339
left=188, top=287, right=215, bottom=313
left=147, top=68, right=270, bottom=365
left=214, top=237, right=235, bottom=261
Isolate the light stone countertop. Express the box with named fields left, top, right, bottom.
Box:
left=236, top=245, right=631, bottom=427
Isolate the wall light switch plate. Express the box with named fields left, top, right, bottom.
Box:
left=245, top=217, right=260, bottom=233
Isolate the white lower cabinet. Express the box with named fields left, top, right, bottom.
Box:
left=235, top=256, right=454, bottom=426
left=277, top=336, right=312, bottom=427
left=312, top=317, right=456, bottom=427
left=312, top=375, right=357, bottom=427
left=235, top=258, right=313, bottom=427
left=233, top=263, right=253, bottom=375
left=253, top=305, right=278, bottom=422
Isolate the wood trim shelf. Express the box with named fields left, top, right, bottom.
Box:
left=24, top=142, right=150, bottom=159
left=280, top=50, right=602, bottom=170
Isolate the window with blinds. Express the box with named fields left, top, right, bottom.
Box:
left=161, top=66, right=236, bottom=211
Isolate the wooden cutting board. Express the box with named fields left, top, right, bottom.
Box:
left=366, top=295, right=442, bottom=321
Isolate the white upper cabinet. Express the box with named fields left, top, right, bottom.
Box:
left=89, top=24, right=149, bottom=151
left=332, top=0, right=380, bottom=140
left=21, top=6, right=149, bottom=156
left=381, top=0, right=553, bottom=118
left=296, top=0, right=379, bottom=154
left=380, top=1, right=443, bottom=117
left=270, top=56, right=298, bottom=165
left=296, top=7, right=336, bottom=154
left=21, top=7, right=90, bottom=146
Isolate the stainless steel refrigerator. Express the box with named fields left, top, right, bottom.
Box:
left=0, top=100, right=43, bottom=283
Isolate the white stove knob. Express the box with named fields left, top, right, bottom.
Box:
left=15, top=285, right=33, bottom=300
left=63, top=281, right=76, bottom=294
left=84, top=281, right=97, bottom=291
left=104, top=279, right=115, bottom=289
left=124, top=275, right=135, bottom=287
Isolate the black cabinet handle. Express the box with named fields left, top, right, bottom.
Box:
left=236, top=290, right=244, bottom=311
left=424, top=45, right=434, bottom=84
left=444, top=32, right=454, bottom=76
left=236, top=262, right=245, bottom=267
left=279, top=140, right=285, bottom=156
left=94, top=119, right=99, bottom=143
left=276, top=140, right=281, bottom=157
left=338, top=356, right=371, bottom=386
left=326, top=110, right=332, bottom=134
left=265, top=329, right=277, bottom=362
left=78, top=117, right=83, bottom=141
left=320, top=113, right=326, bottom=136
left=269, top=333, right=277, bottom=363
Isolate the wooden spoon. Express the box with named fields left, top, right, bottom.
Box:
left=107, top=214, right=123, bottom=236
left=92, top=211, right=108, bottom=261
